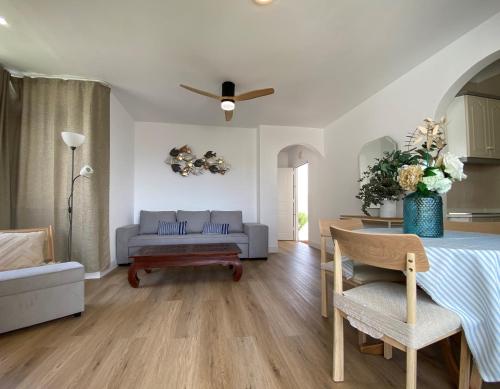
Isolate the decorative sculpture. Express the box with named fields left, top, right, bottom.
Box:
left=165, top=145, right=230, bottom=177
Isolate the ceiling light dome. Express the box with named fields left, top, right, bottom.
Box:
left=253, top=0, right=274, bottom=5
left=221, top=100, right=235, bottom=111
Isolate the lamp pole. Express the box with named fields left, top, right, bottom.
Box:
left=61, top=131, right=92, bottom=262
left=67, top=146, right=76, bottom=260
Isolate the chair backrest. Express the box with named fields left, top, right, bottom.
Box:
left=330, top=226, right=429, bottom=272
left=0, top=226, right=54, bottom=261
left=319, top=218, right=363, bottom=237
left=445, top=221, right=500, bottom=235
left=330, top=226, right=429, bottom=324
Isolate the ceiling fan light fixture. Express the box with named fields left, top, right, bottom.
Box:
left=221, top=100, right=235, bottom=111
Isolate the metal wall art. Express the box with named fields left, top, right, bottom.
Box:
left=165, top=145, right=230, bottom=177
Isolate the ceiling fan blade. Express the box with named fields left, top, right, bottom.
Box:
left=180, top=84, right=221, bottom=100
left=225, top=110, right=233, bottom=122
left=234, top=88, right=274, bottom=101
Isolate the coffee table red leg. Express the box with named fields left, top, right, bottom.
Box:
left=128, top=264, right=140, bottom=288
left=232, top=262, right=243, bottom=281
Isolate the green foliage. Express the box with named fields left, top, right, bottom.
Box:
left=297, top=212, right=308, bottom=231
left=356, top=150, right=419, bottom=216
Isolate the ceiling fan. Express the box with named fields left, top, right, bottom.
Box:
left=180, top=81, right=274, bottom=122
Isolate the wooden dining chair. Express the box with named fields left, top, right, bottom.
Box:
left=330, top=226, right=471, bottom=389
left=319, top=219, right=404, bottom=318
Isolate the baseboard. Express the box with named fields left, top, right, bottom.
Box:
left=268, top=246, right=279, bottom=253
left=100, top=263, right=117, bottom=277
left=84, top=263, right=117, bottom=279
left=308, top=242, right=321, bottom=250
left=84, top=272, right=101, bottom=280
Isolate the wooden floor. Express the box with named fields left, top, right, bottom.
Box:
left=1, top=241, right=498, bottom=389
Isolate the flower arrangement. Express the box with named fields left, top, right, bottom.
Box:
left=357, top=150, right=419, bottom=215
left=398, top=117, right=467, bottom=195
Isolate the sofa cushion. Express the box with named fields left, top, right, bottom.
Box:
left=0, top=231, right=46, bottom=272
left=210, top=211, right=243, bottom=233
left=128, top=233, right=249, bottom=246
left=202, top=222, right=229, bottom=234
left=0, top=261, right=84, bottom=297
left=177, top=210, right=210, bottom=233
left=158, top=221, right=187, bottom=235
left=139, top=211, right=176, bottom=234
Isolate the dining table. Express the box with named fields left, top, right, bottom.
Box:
left=342, top=227, right=500, bottom=383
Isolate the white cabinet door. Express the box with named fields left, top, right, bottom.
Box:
left=277, top=168, right=295, bottom=241
left=487, top=98, right=500, bottom=159
left=466, top=95, right=490, bottom=158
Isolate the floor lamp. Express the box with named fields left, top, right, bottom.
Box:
left=61, top=131, right=94, bottom=260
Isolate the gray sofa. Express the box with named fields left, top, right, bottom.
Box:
left=116, top=210, right=268, bottom=265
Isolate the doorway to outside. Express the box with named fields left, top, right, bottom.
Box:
left=277, top=162, right=309, bottom=242
left=295, top=163, right=309, bottom=242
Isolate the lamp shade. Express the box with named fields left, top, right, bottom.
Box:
left=80, top=165, right=94, bottom=178
left=61, top=131, right=85, bottom=148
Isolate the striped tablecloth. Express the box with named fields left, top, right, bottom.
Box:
left=345, top=228, right=500, bottom=382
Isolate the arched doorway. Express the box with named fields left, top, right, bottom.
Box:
left=435, top=50, right=500, bottom=118
left=276, top=144, right=322, bottom=243
left=440, top=56, right=500, bottom=217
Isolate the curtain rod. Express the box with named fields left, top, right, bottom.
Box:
left=6, top=68, right=111, bottom=88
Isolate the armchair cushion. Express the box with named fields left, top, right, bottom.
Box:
left=0, top=261, right=84, bottom=297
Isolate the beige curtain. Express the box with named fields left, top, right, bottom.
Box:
left=13, top=78, right=110, bottom=272
left=0, top=67, right=23, bottom=229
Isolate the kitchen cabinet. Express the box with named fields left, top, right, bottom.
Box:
left=447, top=94, right=500, bottom=159
left=489, top=98, right=500, bottom=158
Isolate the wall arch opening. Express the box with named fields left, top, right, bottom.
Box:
left=276, top=144, right=323, bottom=244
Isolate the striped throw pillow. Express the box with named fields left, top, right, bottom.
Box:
left=158, top=220, right=187, bottom=235
left=202, top=222, right=230, bottom=234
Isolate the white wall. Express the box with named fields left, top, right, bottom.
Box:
left=109, top=93, right=135, bottom=269
left=259, top=125, right=324, bottom=251
left=318, top=13, right=500, bottom=226
left=134, top=122, right=258, bottom=223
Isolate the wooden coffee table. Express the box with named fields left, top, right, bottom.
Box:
left=128, top=243, right=242, bottom=288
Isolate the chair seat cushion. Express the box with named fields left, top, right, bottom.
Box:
left=320, top=261, right=404, bottom=284
left=351, top=264, right=405, bottom=284
left=129, top=233, right=249, bottom=246
left=335, top=282, right=461, bottom=349
left=0, top=262, right=84, bottom=297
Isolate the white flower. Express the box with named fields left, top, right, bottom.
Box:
left=80, top=165, right=94, bottom=178
left=443, top=152, right=467, bottom=181
left=435, top=177, right=452, bottom=194
left=421, top=169, right=452, bottom=194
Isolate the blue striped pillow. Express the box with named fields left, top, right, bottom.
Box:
left=158, top=220, right=187, bottom=235
left=202, top=222, right=229, bottom=234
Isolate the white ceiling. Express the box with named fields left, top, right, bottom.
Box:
left=1, top=0, right=500, bottom=128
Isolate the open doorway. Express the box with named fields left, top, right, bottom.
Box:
left=295, top=163, right=308, bottom=242
left=277, top=145, right=318, bottom=243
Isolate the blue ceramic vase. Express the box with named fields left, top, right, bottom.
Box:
left=403, top=192, right=443, bottom=238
